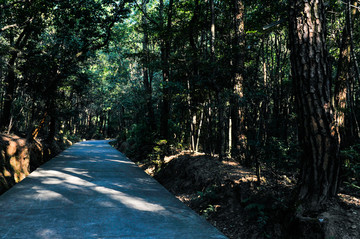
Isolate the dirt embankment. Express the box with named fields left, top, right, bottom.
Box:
left=0, top=135, right=30, bottom=191
left=0, top=134, right=69, bottom=194
left=134, top=151, right=360, bottom=239
left=137, top=151, right=290, bottom=238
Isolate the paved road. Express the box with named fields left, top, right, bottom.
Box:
left=0, top=140, right=227, bottom=239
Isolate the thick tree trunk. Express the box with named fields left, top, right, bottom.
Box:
left=289, top=0, right=340, bottom=210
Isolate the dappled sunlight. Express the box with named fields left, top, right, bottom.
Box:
left=21, top=160, right=167, bottom=213
left=40, top=178, right=66, bottom=185
left=31, top=170, right=94, bottom=187
left=338, top=193, right=360, bottom=208
left=62, top=168, right=93, bottom=178
left=36, top=229, right=59, bottom=239
left=97, top=200, right=117, bottom=208
left=94, top=186, right=165, bottom=212
left=109, top=159, right=133, bottom=164
left=35, top=189, right=73, bottom=204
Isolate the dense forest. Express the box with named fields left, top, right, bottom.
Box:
left=1, top=0, right=360, bottom=238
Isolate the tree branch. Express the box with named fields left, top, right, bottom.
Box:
left=0, top=24, right=18, bottom=33
left=134, top=0, right=159, bottom=27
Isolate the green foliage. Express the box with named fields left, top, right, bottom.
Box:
left=262, top=137, right=300, bottom=172
left=245, top=202, right=269, bottom=229
left=125, top=123, right=155, bottom=159
left=340, top=144, right=360, bottom=190
left=197, top=185, right=219, bottom=201
left=150, top=140, right=168, bottom=160
left=196, top=185, right=221, bottom=219
left=201, top=204, right=217, bottom=219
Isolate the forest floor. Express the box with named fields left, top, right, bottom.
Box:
left=134, top=151, right=360, bottom=239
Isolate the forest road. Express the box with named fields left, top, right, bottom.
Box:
left=0, top=140, right=227, bottom=239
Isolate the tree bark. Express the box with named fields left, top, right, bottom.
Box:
left=217, top=93, right=226, bottom=160
left=159, top=0, right=173, bottom=140
left=289, top=0, right=340, bottom=210
left=141, top=1, right=155, bottom=131
left=0, top=52, right=17, bottom=130
left=231, top=0, right=246, bottom=160
left=334, top=0, right=353, bottom=147
left=0, top=24, right=32, bottom=131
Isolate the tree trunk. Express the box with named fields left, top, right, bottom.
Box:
left=334, top=0, right=360, bottom=147
left=31, top=112, right=48, bottom=140
left=334, top=3, right=351, bottom=147
left=231, top=0, right=246, bottom=160
left=289, top=0, right=340, bottom=210
left=0, top=52, right=17, bottom=131
left=217, top=93, right=226, bottom=160
left=159, top=0, right=173, bottom=140
left=196, top=107, right=204, bottom=152
left=142, top=1, right=155, bottom=131
left=1, top=25, right=32, bottom=131
left=348, top=1, right=360, bottom=84
left=47, top=114, right=56, bottom=143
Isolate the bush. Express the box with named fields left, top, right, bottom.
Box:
left=340, top=144, right=360, bottom=192
left=262, top=137, right=300, bottom=173
left=124, top=123, right=156, bottom=161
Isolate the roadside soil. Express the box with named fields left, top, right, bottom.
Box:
left=0, top=134, right=73, bottom=195
left=135, top=151, right=360, bottom=239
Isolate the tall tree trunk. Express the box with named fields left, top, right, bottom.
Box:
left=210, top=0, right=225, bottom=160
left=346, top=0, right=360, bottom=140
left=142, top=1, right=155, bottom=131
left=47, top=113, right=56, bottom=143
left=1, top=25, right=32, bottom=131
left=159, top=0, right=173, bottom=140
left=187, top=80, right=196, bottom=151
left=205, top=99, right=214, bottom=155
left=217, top=93, right=226, bottom=160
left=289, top=0, right=340, bottom=210
left=0, top=52, right=17, bottom=131
left=210, top=0, right=215, bottom=58
left=120, top=105, right=126, bottom=141
left=334, top=0, right=353, bottom=147
left=188, top=0, right=200, bottom=152
left=348, top=1, right=360, bottom=83
left=231, top=0, right=246, bottom=160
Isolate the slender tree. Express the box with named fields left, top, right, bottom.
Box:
left=141, top=0, right=155, bottom=131
left=231, top=0, right=246, bottom=160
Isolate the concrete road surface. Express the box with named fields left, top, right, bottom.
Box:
left=0, top=140, right=227, bottom=239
